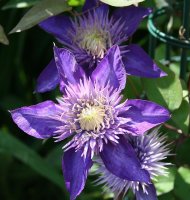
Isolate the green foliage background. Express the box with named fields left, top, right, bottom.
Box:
left=0, top=0, right=190, bottom=200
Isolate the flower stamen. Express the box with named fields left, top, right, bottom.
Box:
left=79, top=105, right=105, bottom=131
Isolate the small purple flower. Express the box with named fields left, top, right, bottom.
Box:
left=11, top=46, right=170, bottom=200
left=94, top=129, right=171, bottom=200
left=36, top=0, right=166, bottom=93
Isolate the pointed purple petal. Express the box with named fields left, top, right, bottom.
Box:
left=53, top=47, right=85, bottom=92
left=35, top=59, right=59, bottom=93
left=10, top=101, right=62, bottom=139
left=100, top=138, right=150, bottom=183
left=39, top=14, right=72, bottom=44
left=120, top=99, right=170, bottom=135
left=62, top=148, right=92, bottom=200
left=122, top=44, right=167, bottom=78
left=136, top=184, right=157, bottom=200
left=92, top=45, right=126, bottom=90
left=113, top=6, right=152, bottom=39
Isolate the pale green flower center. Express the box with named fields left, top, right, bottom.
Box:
left=75, top=27, right=109, bottom=58
left=79, top=105, right=105, bottom=131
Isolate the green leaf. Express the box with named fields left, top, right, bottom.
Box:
left=0, top=25, right=9, bottom=45
left=46, top=144, right=63, bottom=170
left=154, top=0, right=175, bottom=8
left=176, top=138, right=190, bottom=165
left=2, top=0, right=39, bottom=10
left=172, top=99, right=190, bottom=133
left=100, top=0, right=144, bottom=7
left=0, top=129, right=67, bottom=194
left=154, top=167, right=176, bottom=196
left=174, top=167, right=190, bottom=200
left=10, top=0, right=71, bottom=33
left=142, top=62, right=183, bottom=111
left=158, top=192, right=175, bottom=200
left=171, top=81, right=189, bottom=133
left=123, top=76, right=143, bottom=99
left=178, top=167, right=190, bottom=184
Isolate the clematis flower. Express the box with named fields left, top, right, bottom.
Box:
left=11, top=46, right=170, bottom=200
left=95, top=129, right=171, bottom=200
left=36, top=0, right=166, bottom=93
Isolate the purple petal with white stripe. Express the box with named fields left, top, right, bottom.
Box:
left=36, top=59, right=59, bottom=93
left=100, top=138, right=150, bottom=183
left=10, top=101, right=62, bottom=139
left=92, top=45, right=126, bottom=90
left=53, top=46, right=85, bottom=92
left=62, top=148, right=92, bottom=200
left=119, top=99, right=170, bottom=135
left=95, top=129, right=171, bottom=199
left=122, top=44, right=167, bottom=78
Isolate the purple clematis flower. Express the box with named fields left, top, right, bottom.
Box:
left=11, top=46, right=170, bottom=200
left=36, top=0, right=166, bottom=93
left=95, top=129, right=171, bottom=200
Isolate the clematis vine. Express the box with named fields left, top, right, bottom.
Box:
left=36, top=0, right=166, bottom=93
left=11, top=46, right=170, bottom=200
left=95, top=129, right=171, bottom=200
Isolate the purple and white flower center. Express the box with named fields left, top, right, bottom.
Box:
left=78, top=105, right=106, bottom=131
left=54, top=80, right=124, bottom=155
left=68, top=10, right=114, bottom=59
left=75, top=27, right=109, bottom=58
left=69, top=97, right=115, bottom=134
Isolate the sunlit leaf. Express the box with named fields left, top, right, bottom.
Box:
left=154, top=167, right=176, bottom=195
left=10, top=0, right=71, bottom=33
left=142, top=62, right=183, bottom=111
left=178, top=167, right=190, bottom=184
left=171, top=80, right=189, bottom=133
left=100, top=0, right=144, bottom=7
left=0, top=25, right=9, bottom=45
left=2, top=0, right=39, bottom=10
left=154, top=0, right=175, bottom=8
left=0, top=129, right=66, bottom=193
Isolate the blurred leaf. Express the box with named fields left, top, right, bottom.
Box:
left=174, top=167, right=190, bottom=200
left=0, top=25, right=9, bottom=45
left=176, top=138, right=190, bottom=165
left=178, top=167, right=190, bottom=184
left=10, top=0, right=71, bottom=33
left=154, top=0, right=169, bottom=8
left=123, top=76, right=143, bottom=99
left=46, top=144, right=63, bottom=170
left=2, top=0, right=39, bottom=9
left=100, top=0, right=144, bottom=7
left=142, top=62, right=183, bottom=111
left=158, top=192, right=175, bottom=200
left=172, top=83, right=189, bottom=133
left=154, top=0, right=175, bottom=8
left=154, top=167, right=176, bottom=195
left=172, top=99, right=190, bottom=133
left=0, top=95, right=25, bottom=110
left=0, top=129, right=66, bottom=193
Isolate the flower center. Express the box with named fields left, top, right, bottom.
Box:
left=78, top=29, right=107, bottom=58
left=79, top=105, right=105, bottom=131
